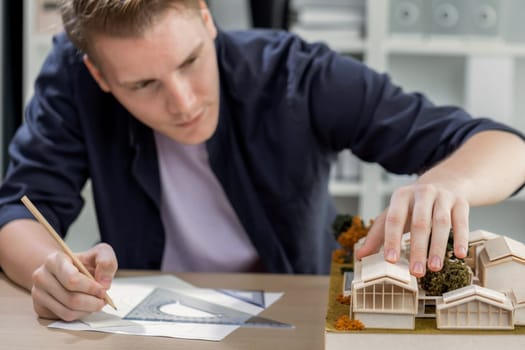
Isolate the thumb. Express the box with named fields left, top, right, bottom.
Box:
left=354, top=213, right=385, bottom=261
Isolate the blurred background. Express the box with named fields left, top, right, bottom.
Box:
left=3, top=0, right=525, bottom=251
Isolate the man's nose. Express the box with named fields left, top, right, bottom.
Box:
left=165, top=75, right=197, bottom=117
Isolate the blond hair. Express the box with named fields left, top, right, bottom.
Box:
left=59, top=0, right=200, bottom=55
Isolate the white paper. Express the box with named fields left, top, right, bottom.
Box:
left=48, top=275, right=284, bottom=341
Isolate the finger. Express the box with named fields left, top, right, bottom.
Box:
left=31, top=284, right=95, bottom=322
left=383, top=187, right=412, bottom=263
left=355, top=212, right=386, bottom=260
left=78, top=243, right=118, bottom=289
left=451, top=197, right=470, bottom=259
left=32, top=299, right=61, bottom=320
left=46, top=252, right=106, bottom=297
left=408, top=184, right=436, bottom=277
left=32, top=266, right=105, bottom=320
left=94, top=244, right=118, bottom=288
left=427, top=192, right=453, bottom=271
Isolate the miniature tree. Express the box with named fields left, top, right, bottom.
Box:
left=331, top=214, right=371, bottom=264
left=420, top=258, right=471, bottom=296
left=419, top=229, right=471, bottom=296
left=334, top=315, right=365, bottom=331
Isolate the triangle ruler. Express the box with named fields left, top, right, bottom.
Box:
left=124, top=288, right=293, bottom=328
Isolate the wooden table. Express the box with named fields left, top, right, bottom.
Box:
left=0, top=271, right=329, bottom=350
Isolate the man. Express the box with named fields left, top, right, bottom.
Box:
left=0, top=0, right=524, bottom=322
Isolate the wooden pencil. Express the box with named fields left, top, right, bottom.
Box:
left=21, top=195, right=117, bottom=310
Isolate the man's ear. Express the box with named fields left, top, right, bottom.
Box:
left=199, top=0, right=217, bottom=39
left=83, top=55, right=111, bottom=92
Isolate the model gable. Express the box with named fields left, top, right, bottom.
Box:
left=360, top=252, right=411, bottom=285
left=484, top=236, right=525, bottom=263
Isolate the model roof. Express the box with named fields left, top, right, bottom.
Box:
left=438, top=285, right=513, bottom=311
left=484, top=236, right=525, bottom=262
left=442, top=285, right=506, bottom=304
left=360, top=252, right=411, bottom=285
left=511, top=288, right=525, bottom=305
left=468, top=229, right=499, bottom=245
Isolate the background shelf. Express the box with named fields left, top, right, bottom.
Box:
left=20, top=0, right=525, bottom=248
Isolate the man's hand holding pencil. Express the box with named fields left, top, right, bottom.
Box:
left=22, top=196, right=118, bottom=321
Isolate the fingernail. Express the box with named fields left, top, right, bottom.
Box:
left=429, top=256, right=442, bottom=270
left=412, top=262, right=425, bottom=276
left=385, top=249, right=397, bottom=262
left=458, top=246, right=468, bottom=257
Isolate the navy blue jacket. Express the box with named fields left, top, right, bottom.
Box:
left=0, top=30, right=519, bottom=274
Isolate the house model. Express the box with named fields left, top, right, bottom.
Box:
left=468, top=229, right=500, bottom=247
left=435, top=284, right=514, bottom=330
left=351, top=252, right=418, bottom=329
left=347, top=230, right=525, bottom=330
left=477, top=235, right=525, bottom=293
left=466, top=229, right=500, bottom=273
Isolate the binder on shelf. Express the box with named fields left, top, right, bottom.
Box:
left=296, top=7, right=364, bottom=30
left=389, top=0, right=429, bottom=36
left=290, top=0, right=366, bottom=50
left=430, top=0, right=467, bottom=36
left=466, top=0, right=501, bottom=38
left=389, top=0, right=505, bottom=40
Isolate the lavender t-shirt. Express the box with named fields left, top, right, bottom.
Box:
left=154, top=132, right=260, bottom=272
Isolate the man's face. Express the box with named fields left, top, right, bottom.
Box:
left=85, top=7, right=220, bottom=144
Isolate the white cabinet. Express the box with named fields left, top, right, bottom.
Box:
left=291, top=0, right=525, bottom=239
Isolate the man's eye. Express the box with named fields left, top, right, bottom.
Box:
left=132, top=80, right=153, bottom=90
left=182, top=56, right=197, bottom=68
